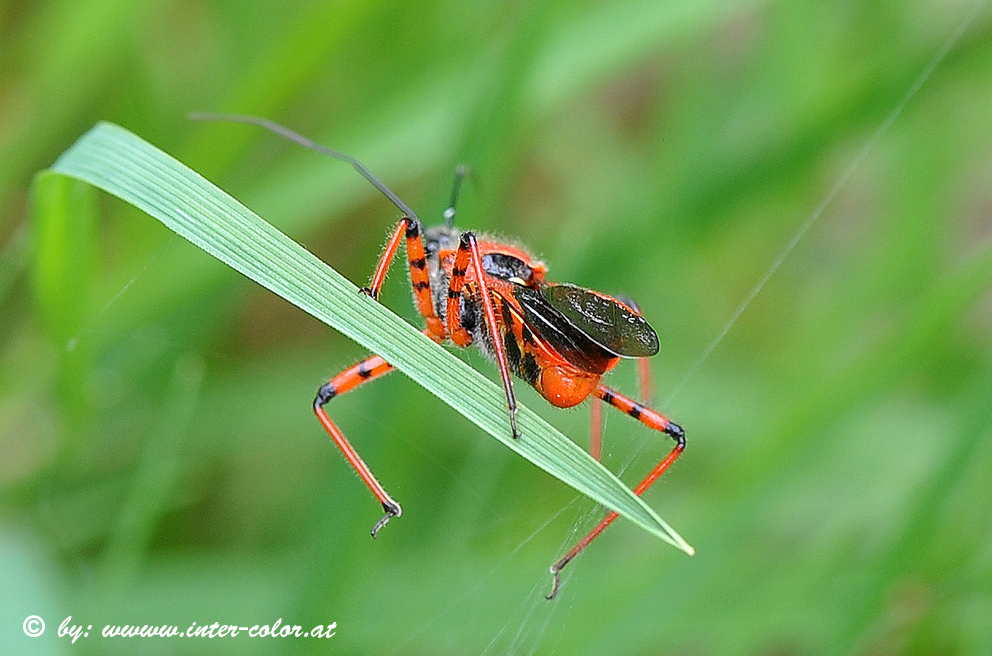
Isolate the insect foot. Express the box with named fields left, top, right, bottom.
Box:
left=371, top=500, right=402, bottom=538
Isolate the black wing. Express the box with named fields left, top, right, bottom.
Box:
left=513, top=283, right=659, bottom=374
left=541, top=283, right=659, bottom=357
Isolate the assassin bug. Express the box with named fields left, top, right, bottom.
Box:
left=191, top=113, right=686, bottom=599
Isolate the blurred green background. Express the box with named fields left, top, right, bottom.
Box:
left=3, top=0, right=992, bottom=654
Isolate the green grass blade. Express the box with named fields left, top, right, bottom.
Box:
left=44, top=121, right=693, bottom=554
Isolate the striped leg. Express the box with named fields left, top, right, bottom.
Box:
left=445, top=231, right=520, bottom=439
left=362, top=216, right=445, bottom=340
left=590, top=357, right=653, bottom=461
left=590, top=296, right=653, bottom=460
left=314, top=354, right=401, bottom=537
left=547, top=384, right=685, bottom=599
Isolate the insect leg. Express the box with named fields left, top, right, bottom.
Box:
left=589, top=296, right=653, bottom=460
left=590, top=395, right=604, bottom=461
left=613, top=295, right=654, bottom=404
left=362, top=219, right=409, bottom=300
left=314, top=354, right=402, bottom=537
left=363, top=217, right=445, bottom=340
left=547, top=384, right=684, bottom=599
left=446, top=231, right=520, bottom=439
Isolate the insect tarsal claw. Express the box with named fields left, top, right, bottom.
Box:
left=546, top=557, right=569, bottom=600
left=370, top=500, right=402, bottom=538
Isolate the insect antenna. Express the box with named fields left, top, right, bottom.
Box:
left=188, top=112, right=420, bottom=223
left=443, top=165, right=470, bottom=227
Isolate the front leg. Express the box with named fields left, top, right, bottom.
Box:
left=313, top=354, right=401, bottom=537
left=446, top=231, right=520, bottom=439
left=361, top=216, right=445, bottom=341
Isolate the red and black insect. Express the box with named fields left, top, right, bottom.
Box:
left=194, top=113, right=686, bottom=599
